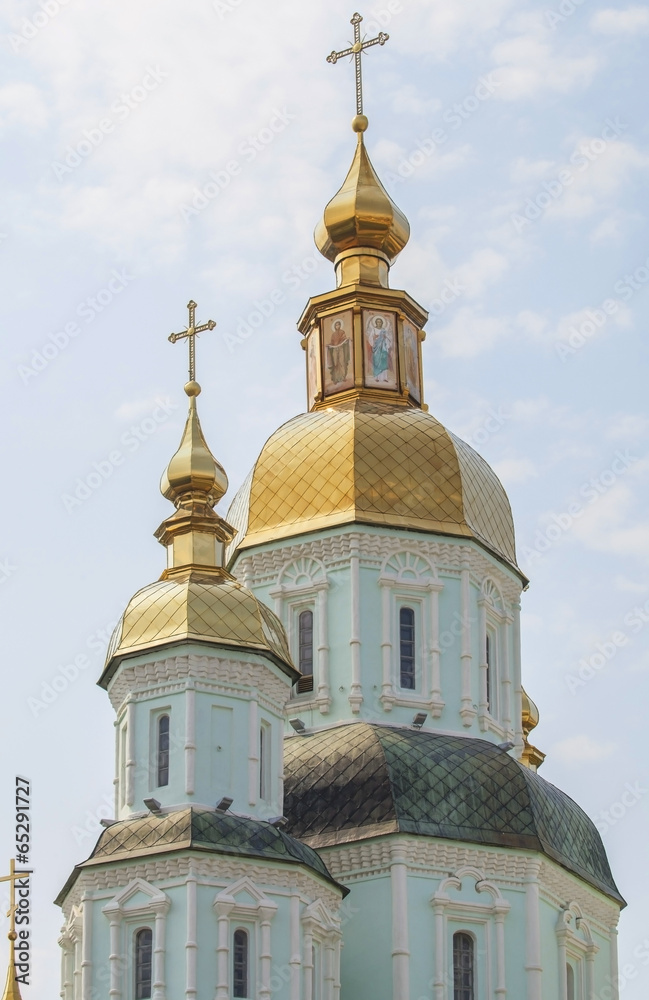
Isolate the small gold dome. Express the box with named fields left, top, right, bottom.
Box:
left=521, top=687, right=540, bottom=737
left=100, top=574, right=294, bottom=685
left=160, top=391, right=228, bottom=506
left=315, top=135, right=410, bottom=264
left=226, top=399, right=521, bottom=574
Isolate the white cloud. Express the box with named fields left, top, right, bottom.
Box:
left=591, top=6, right=649, bottom=34
left=453, top=248, right=509, bottom=298
left=552, top=734, right=617, bottom=763
left=492, top=457, right=538, bottom=484
left=490, top=22, right=600, bottom=100
left=0, top=83, right=49, bottom=132
left=429, top=307, right=510, bottom=358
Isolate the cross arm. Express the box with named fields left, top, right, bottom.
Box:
left=327, top=45, right=354, bottom=64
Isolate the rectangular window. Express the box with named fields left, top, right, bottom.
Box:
left=259, top=721, right=271, bottom=801
left=453, top=932, right=475, bottom=1000
left=297, top=607, right=314, bottom=694
left=399, top=606, right=416, bottom=690
left=157, top=714, right=170, bottom=787
left=134, top=928, right=153, bottom=1000
left=233, top=928, right=249, bottom=999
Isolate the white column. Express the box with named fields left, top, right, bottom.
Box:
left=248, top=697, right=259, bottom=808
left=106, top=911, right=122, bottom=1000
left=349, top=541, right=363, bottom=712
left=81, top=893, right=92, bottom=1000
left=316, top=584, right=331, bottom=714
left=586, top=945, right=597, bottom=1000
left=429, top=585, right=444, bottom=717
left=494, top=903, right=508, bottom=1000
left=333, top=936, right=342, bottom=1000
left=432, top=899, right=446, bottom=1000
left=72, top=931, right=81, bottom=1000
left=609, top=925, right=620, bottom=1000
left=185, top=683, right=196, bottom=796
left=214, top=902, right=232, bottom=1000
left=512, top=602, right=524, bottom=752
left=113, top=720, right=120, bottom=816
left=125, top=700, right=136, bottom=807
left=380, top=580, right=394, bottom=710
left=324, top=938, right=336, bottom=1000
left=524, top=859, right=542, bottom=1000
left=460, top=560, right=476, bottom=727
left=391, top=843, right=410, bottom=1000
left=478, top=598, right=489, bottom=731
left=152, top=901, right=169, bottom=1000
left=303, top=924, right=314, bottom=1000
left=289, top=894, right=301, bottom=1000
left=556, top=927, right=568, bottom=1000
left=59, top=933, right=73, bottom=1000
left=502, top=616, right=513, bottom=736
left=259, top=906, right=275, bottom=1000
left=185, top=871, right=198, bottom=1000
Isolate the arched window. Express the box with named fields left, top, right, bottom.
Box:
left=566, top=963, right=575, bottom=1000
left=134, top=928, right=153, bottom=1000
left=157, top=715, right=170, bottom=787
left=453, top=932, right=474, bottom=1000
left=399, top=607, right=416, bottom=690
left=233, top=928, right=249, bottom=999
left=297, top=609, right=314, bottom=694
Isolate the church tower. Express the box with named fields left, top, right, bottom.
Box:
left=56, top=308, right=346, bottom=1000
left=224, top=13, right=625, bottom=1000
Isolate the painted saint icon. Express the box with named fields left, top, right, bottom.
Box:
left=307, top=329, right=321, bottom=409
left=403, top=320, right=421, bottom=401
left=323, top=310, right=354, bottom=394
left=363, top=310, right=397, bottom=389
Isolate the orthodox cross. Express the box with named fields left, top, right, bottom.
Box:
left=326, top=12, right=389, bottom=117
left=168, top=300, right=216, bottom=383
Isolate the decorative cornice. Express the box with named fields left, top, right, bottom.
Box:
left=108, top=652, right=291, bottom=713
left=235, top=531, right=521, bottom=605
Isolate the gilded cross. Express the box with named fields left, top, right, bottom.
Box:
left=168, top=300, right=216, bottom=384
left=326, top=12, right=389, bottom=117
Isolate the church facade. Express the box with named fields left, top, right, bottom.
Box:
left=55, top=36, right=623, bottom=1000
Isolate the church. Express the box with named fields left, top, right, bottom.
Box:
left=48, top=15, right=623, bottom=1000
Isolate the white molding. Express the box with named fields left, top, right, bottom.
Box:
left=391, top=843, right=410, bottom=1000
left=556, top=902, right=598, bottom=1000
left=525, top=858, right=543, bottom=1000
left=185, top=869, right=197, bottom=1000
left=213, top=877, right=278, bottom=1000
left=349, top=543, right=363, bottom=713
left=460, top=562, right=476, bottom=727
left=108, top=654, right=292, bottom=714
left=184, top=683, right=196, bottom=797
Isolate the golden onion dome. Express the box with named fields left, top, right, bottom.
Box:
left=521, top=686, right=540, bottom=737
left=160, top=381, right=228, bottom=506
left=226, top=398, right=521, bottom=576
left=100, top=575, right=293, bottom=686
left=314, top=131, right=410, bottom=265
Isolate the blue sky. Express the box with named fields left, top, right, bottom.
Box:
left=1, top=0, right=648, bottom=994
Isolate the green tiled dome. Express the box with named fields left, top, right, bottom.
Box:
left=283, top=723, right=623, bottom=905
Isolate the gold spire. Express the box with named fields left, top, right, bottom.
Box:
left=520, top=687, right=546, bottom=771
left=155, top=301, right=235, bottom=580
left=318, top=11, right=410, bottom=289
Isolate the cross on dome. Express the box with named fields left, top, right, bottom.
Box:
left=168, top=299, right=216, bottom=394
left=326, top=11, right=389, bottom=130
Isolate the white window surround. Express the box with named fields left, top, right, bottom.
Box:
left=102, top=879, right=170, bottom=1000
left=271, top=557, right=331, bottom=715
left=378, top=551, right=444, bottom=717
left=556, top=903, right=598, bottom=1000
left=478, top=579, right=513, bottom=737
left=213, top=877, right=278, bottom=1000
left=301, top=899, right=342, bottom=1000
left=149, top=706, right=172, bottom=793
left=430, top=866, right=510, bottom=1000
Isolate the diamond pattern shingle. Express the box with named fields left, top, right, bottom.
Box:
left=227, top=398, right=519, bottom=573
left=283, top=723, right=623, bottom=903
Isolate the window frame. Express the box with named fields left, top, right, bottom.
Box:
left=156, top=713, right=170, bottom=788
left=452, top=930, right=476, bottom=1000
left=394, top=595, right=425, bottom=697
left=133, top=926, right=153, bottom=1000
left=398, top=605, right=417, bottom=691
left=232, top=927, right=250, bottom=999
left=296, top=607, right=315, bottom=694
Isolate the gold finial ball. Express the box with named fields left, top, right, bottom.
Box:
left=184, top=380, right=202, bottom=397
left=8, top=932, right=17, bottom=941
left=352, top=114, right=369, bottom=133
